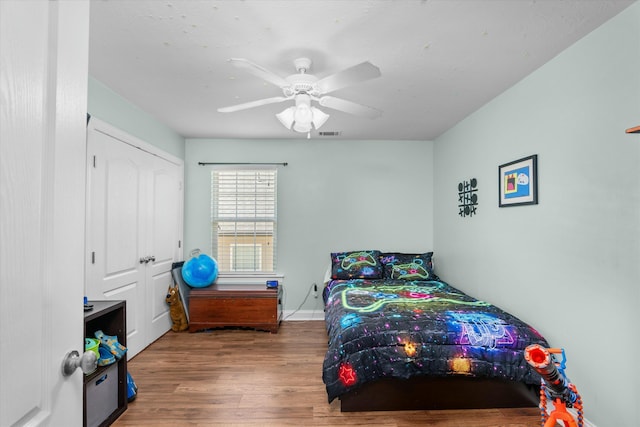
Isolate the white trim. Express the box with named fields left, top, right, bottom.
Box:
left=88, top=117, right=183, bottom=166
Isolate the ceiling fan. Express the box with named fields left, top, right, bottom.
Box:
left=217, top=57, right=382, bottom=134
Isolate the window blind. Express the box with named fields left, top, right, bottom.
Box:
left=211, top=169, right=277, bottom=273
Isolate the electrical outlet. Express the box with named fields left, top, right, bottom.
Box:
left=313, top=283, right=318, bottom=298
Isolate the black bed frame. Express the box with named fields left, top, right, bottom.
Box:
left=339, top=376, right=540, bottom=412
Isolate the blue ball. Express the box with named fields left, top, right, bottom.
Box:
left=182, top=254, right=218, bottom=288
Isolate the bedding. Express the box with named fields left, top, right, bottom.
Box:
left=380, top=252, right=435, bottom=280
left=322, top=275, right=549, bottom=403
left=330, top=250, right=384, bottom=280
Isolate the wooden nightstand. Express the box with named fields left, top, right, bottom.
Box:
left=188, top=284, right=283, bottom=333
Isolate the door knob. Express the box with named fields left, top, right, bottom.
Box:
left=149, top=255, right=155, bottom=263
left=140, top=257, right=148, bottom=264
left=62, top=350, right=97, bottom=376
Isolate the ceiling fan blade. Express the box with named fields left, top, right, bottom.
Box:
left=315, top=61, right=381, bottom=94
left=318, top=96, right=382, bottom=119
left=228, top=58, right=290, bottom=88
left=218, top=96, right=291, bottom=113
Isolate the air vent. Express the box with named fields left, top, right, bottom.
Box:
left=318, top=131, right=342, bottom=137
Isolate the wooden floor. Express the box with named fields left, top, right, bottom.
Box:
left=113, top=321, right=542, bottom=426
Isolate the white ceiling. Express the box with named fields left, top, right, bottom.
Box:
left=89, top=0, right=634, bottom=141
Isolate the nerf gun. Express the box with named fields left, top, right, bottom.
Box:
left=524, top=344, right=584, bottom=427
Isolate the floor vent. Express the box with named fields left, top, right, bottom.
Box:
left=318, top=131, right=342, bottom=137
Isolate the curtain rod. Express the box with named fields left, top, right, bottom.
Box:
left=198, top=162, right=288, bottom=166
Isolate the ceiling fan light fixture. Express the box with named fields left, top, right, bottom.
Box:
left=276, top=93, right=330, bottom=133
left=293, top=120, right=312, bottom=133
left=311, top=107, right=329, bottom=130
left=294, top=102, right=313, bottom=125
left=276, top=106, right=296, bottom=129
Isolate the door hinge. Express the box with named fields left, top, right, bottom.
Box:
left=93, top=155, right=96, bottom=168
left=178, top=240, right=181, bottom=248
left=91, top=251, right=95, bottom=264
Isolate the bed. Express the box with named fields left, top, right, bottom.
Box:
left=322, top=250, right=548, bottom=411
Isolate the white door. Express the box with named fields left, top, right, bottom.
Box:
left=146, top=156, right=184, bottom=343
left=86, top=120, right=183, bottom=357
left=86, top=128, right=149, bottom=357
left=0, top=1, right=89, bottom=426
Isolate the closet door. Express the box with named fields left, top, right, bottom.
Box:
left=86, top=128, right=149, bottom=357
left=86, top=120, right=183, bottom=358
left=146, top=155, right=183, bottom=344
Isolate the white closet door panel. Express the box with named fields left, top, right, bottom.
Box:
left=86, top=129, right=147, bottom=357
left=148, top=270, right=174, bottom=342
left=146, top=157, right=183, bottom=342
left=104, top=156, right=145, bottom=275
left=103, top=281, right=145, bottom=357
left=151, top=169, right=180, bottom=264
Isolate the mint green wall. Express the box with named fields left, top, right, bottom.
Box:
left=87, top=77, right=185, bottom=159
left=433, top=3, right=639, bottom=426
left=89, top=4, right=639, bottom=423
left=184, top=138, right=435, bottom=314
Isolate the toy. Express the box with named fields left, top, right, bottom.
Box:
left=525, top=344, right=583, bottom=427
left=166, top=284, right=188, bottom=332
left=181, top=249, right=218, bottom=287
left=126, top=371, right=138, bottom=402
left=95, top=330, right=127, bottom=359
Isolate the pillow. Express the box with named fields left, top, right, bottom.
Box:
left=380, top=252, right=435, bottom=280
left=331, top=250, right=383, bottom=279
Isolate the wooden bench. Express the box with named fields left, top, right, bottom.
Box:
left=188, top=284, right=282, bottom=333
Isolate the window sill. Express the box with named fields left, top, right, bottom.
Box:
left=216, top=272, right=284, bottom=286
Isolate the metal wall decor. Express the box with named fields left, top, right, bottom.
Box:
left=458, top=178, right=478, bottom=217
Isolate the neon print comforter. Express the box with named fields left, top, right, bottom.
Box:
left=322, top=278, right=548, bottom=402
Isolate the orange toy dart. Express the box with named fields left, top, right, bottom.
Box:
left=524, top=344, right=584, bottom=427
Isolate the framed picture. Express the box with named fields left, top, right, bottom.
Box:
left=498, top=154, right=538, bottom=207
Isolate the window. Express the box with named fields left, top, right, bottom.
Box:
left=211, top=169, right=277, bottom=273
left=230, top=244, right=263, bottom=271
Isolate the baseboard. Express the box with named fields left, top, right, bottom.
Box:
left=282, top=309, right=325, bottom=321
